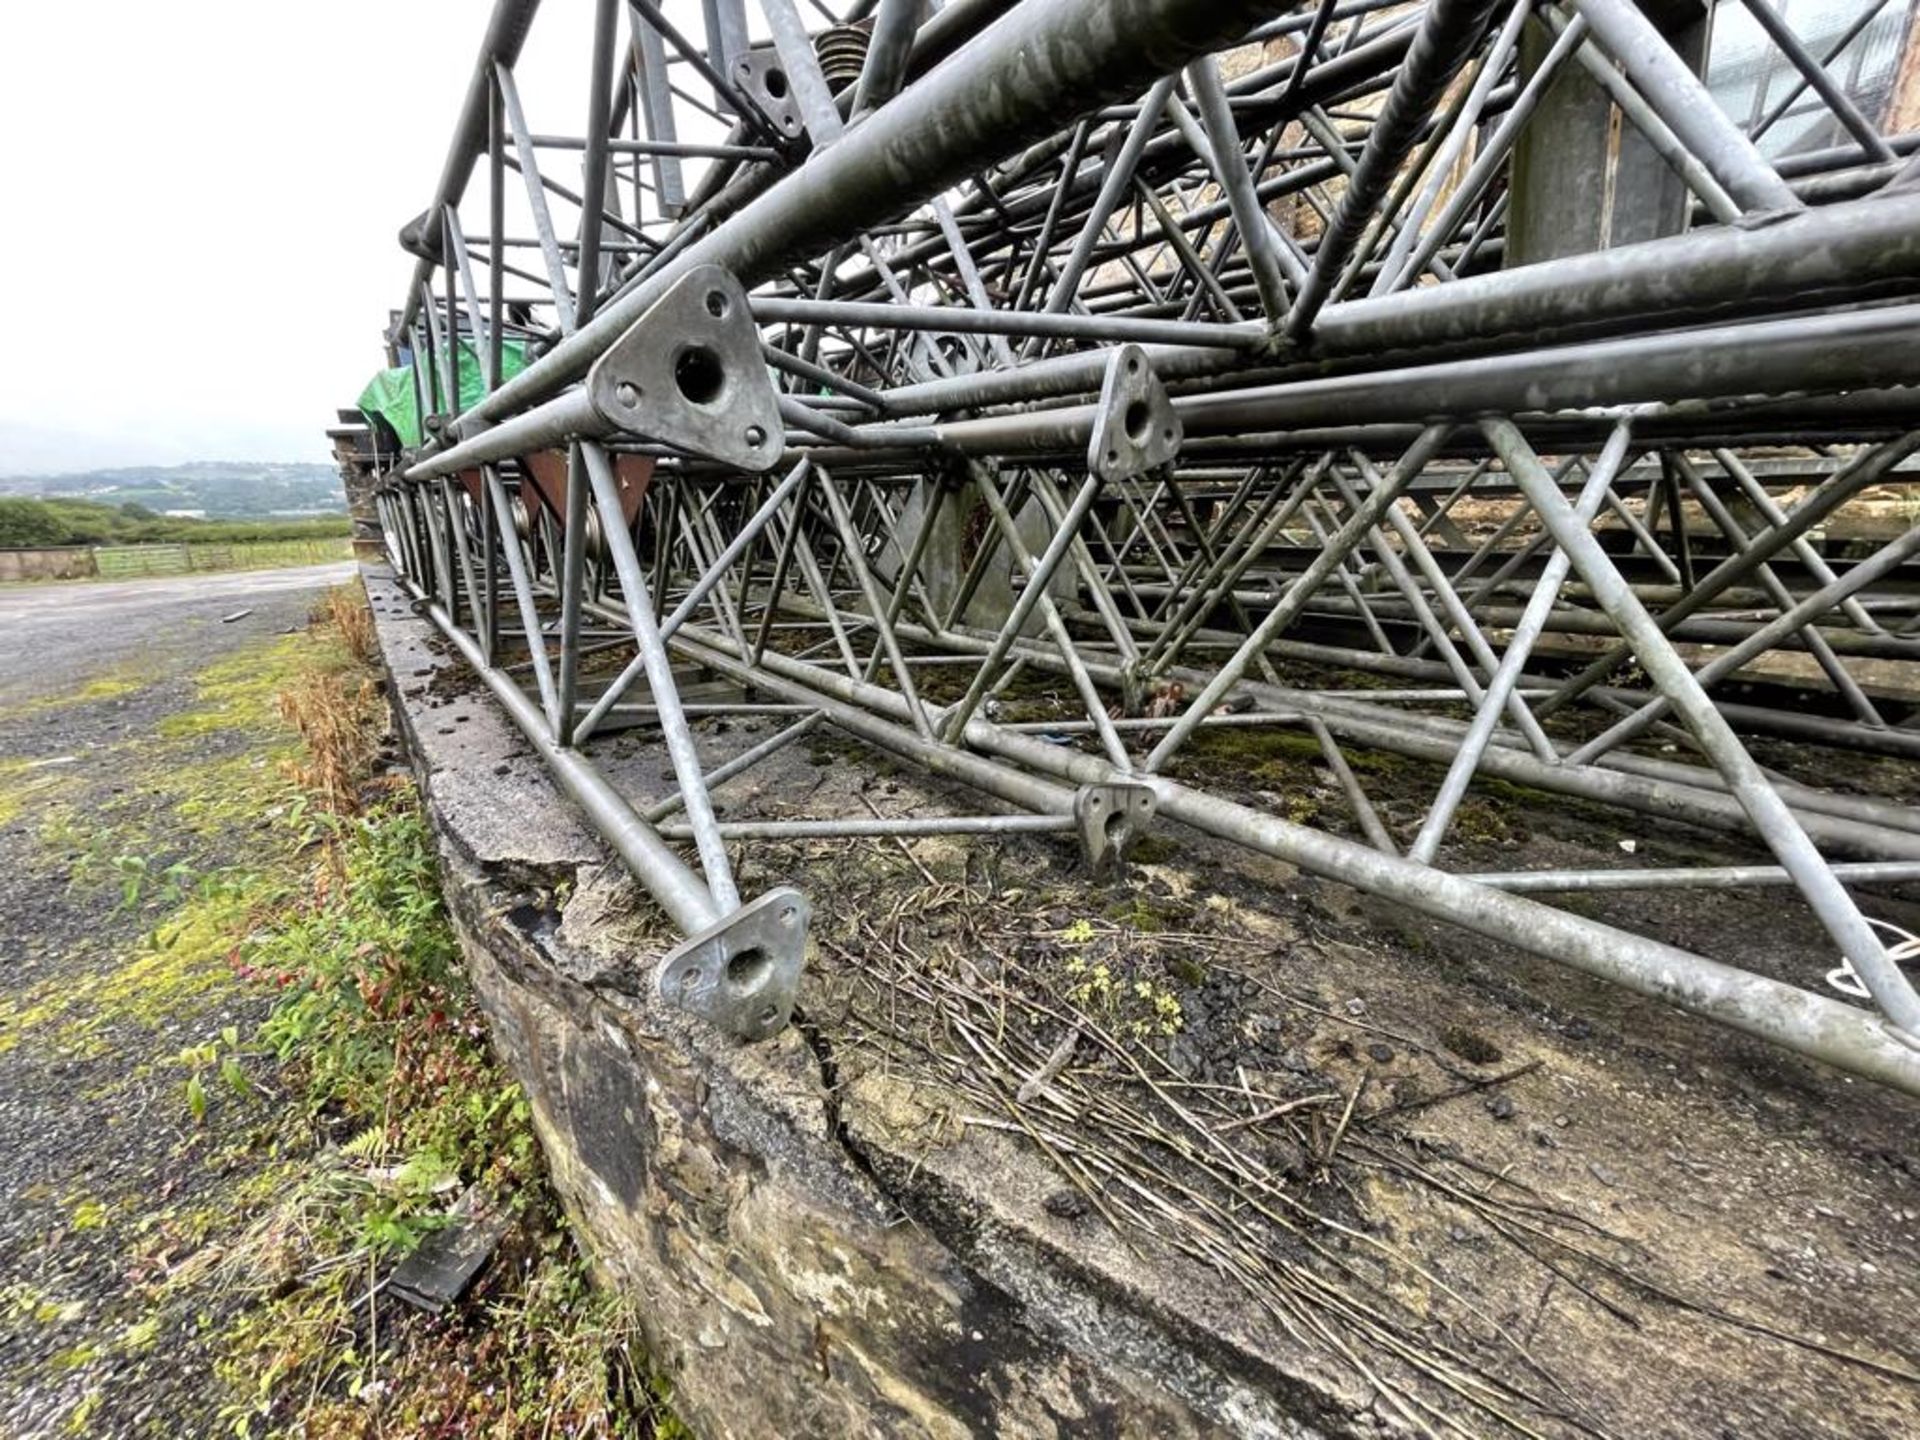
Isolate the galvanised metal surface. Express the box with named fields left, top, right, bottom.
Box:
left=357, top=0, right=1920, bottom=1091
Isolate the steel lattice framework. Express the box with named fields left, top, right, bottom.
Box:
left=361, top=0, right=1920, bottom=1093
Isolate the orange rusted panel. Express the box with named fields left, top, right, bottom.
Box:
left=517, top=450, right=653, bottom=528
left=520, top=450, right=568, bottom=522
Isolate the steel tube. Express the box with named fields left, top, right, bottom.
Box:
left=752, top=296, right=1263, bottom=351
left=659, top=814, right=1076, bottom=839
left=1284, top=0, right=1506, bottom=336
left=1570, top=0, right=1802, bottom=212
left=679, top=623, right=1920, bottom=1095
left=443, top=0, right=1291, bottom=443
left=395, top=0, right=545, bottom=342
left=1565, top=520, right=1920, bottom=765
left=1470, top=861, right=1920, bottom=893
left=405, top=581, right=721, bottom=934
left=642, top=712, right=824, bottom=823
left=1410, top=421, right=1634, bottom=863
left=853, top=0, right=926, bottom=117
left=581, top=442, right=741, bottom=910
left=1488, top=418, right=1920, bottom=1034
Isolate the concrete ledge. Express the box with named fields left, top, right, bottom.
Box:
left=365, top=565, right=1920, bottom=1439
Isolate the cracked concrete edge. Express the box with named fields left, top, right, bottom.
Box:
left=361, top=564, right=1359, bottom=1438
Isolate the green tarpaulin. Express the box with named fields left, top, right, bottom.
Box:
left=357, top=341, right=530, bottom=449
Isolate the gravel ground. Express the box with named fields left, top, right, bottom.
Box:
left=0, top=564, right=352, bottom=1438
left=0, top=564, right=354, bottom=705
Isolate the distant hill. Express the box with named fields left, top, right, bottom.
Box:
left=0, top=462, right=344, bottom=519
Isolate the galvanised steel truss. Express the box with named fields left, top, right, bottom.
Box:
left=363, top=0, right=1920, bottom=1093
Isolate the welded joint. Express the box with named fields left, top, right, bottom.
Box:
left=1075, top=783, right=1158, bottom=873
left=935, top=455, right=977, bottom=493
left=654, top=886, right=813, bottom=1041
left=585, top=263, right=785, bottom=471
left=1116, top=659, right=1154, bottom=719
left=1088, top=344, right=1182, bottom=483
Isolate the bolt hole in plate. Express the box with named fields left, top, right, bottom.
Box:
left=727, top=946, right=773, bottom=994
left=1073, top=783, right=1157, bottom=870
left=674, top=344, right=726, bottom=405
left=584, top=263, right=785, bottom=471
left=655, top=887, right=812, bottom=1041
left=733, top=49, right=802, bottom=140
left=1089, top=343, right=1181, bottom=483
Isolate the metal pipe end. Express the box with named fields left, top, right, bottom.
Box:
left=654, top=887, right=813, bottom=1041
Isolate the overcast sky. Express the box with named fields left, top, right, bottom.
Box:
left=0, top=1, right=705, bottom=474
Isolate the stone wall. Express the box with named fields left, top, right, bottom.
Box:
left=0, top=546, right=98, bottom=583
left=328, top=418, right=387, bottom=560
